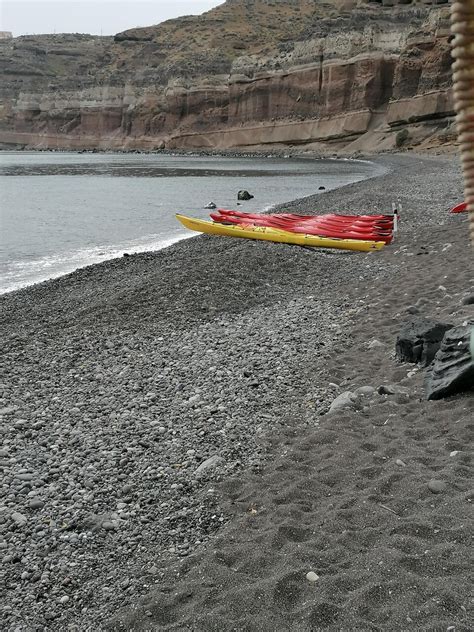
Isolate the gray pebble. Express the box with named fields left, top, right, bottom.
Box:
left=355, top=386, right=375, bottom=396
left=102, top=521, right=116, bottom=531
left=427, top=480, right=447, bottom=494
left=15, top=473, right=36, bottom=481
left=44, top=612, right=58, bottom=621
left=0, top=407, right=16, bottom=415
left=367, top=339, right=384, bottom=349
left=194, top=455, right=224, bottom=477
left=11, top=512, right=27, bottom=526
left=378, top=384, right=409, bottom=396
left=29, top=498, right=44, bottom=510
left=327, top=391, right=360, bottom=413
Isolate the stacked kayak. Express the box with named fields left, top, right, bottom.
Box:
left=211, top=209, right=395, bottom=244
left=451, top=202, right=468, bottom=213
left=176, top=214, right=386, bottom=252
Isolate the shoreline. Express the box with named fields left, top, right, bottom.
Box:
left=0, top=144, right=456, bottom=159
left=1, top=153, right=472, bottom=631
left=0, top=146, right=339, bottom=159
left=0, top=232, right=196, bottom=297
left=0, top=154, right=385, bottom=296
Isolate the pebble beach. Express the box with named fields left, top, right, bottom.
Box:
left=1, top=154, right=473, bottom=631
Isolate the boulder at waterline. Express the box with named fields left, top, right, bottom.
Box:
left=237, top=190, right=254, bottom=201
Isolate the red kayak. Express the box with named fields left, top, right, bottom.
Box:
left=210, top=210, right=394, bottom=243
left=218, top=209, right=394, bottom=225
left=212, top=213, right=394, bottom=233
left=451, top=202, right=467, bottom=213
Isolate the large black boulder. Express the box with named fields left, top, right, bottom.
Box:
left=237, top=190, right=254, bottom=201
left=425, top=325, right=474, bottom=400
left=396, top=317, right=453, bottom=367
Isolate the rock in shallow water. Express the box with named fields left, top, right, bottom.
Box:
left=237, top=190, right=254, bottom=201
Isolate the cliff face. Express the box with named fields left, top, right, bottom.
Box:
left=0, top=0, right=455, bottom=152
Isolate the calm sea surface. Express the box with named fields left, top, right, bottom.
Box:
left=0, top=152, right=384, bottom=294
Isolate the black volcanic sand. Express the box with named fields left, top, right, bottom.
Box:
left=1, top=154, right=473, bottom=632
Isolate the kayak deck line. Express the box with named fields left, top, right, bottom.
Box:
left=176, top=214, right=386, bottom=252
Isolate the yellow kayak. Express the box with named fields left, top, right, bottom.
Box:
left=176, top=214, right=385, bottom=252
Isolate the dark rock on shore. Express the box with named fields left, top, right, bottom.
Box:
left=425, top=325, right=474, bottom=400
left=396, top=316, right=453, bottom=366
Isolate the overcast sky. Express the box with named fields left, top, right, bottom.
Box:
left=0, top=0, right=224, bottom=37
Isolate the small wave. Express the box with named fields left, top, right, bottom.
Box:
left=0, top=232, right=194, bottom=295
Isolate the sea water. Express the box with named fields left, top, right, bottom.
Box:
left=0, top=151, right=383, bottom=294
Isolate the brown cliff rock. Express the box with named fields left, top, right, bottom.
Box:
left=0, top=0, right=455, bottom=152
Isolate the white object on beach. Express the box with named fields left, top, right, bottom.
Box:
left=391, top=201, right=399, bottom=238
left=306, top=571, right=320, bottom=583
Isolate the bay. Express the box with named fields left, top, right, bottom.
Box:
left=0, top=151, right=383, bottom=294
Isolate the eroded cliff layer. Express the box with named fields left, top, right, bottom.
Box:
left=0, top=0, right=455, bottom=151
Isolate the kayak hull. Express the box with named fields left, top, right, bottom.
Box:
left=210, top=213, right=393, bottom=243
left=176, top=214, right=385, bottom=252
left=212, top=209, right=394, bottom=243
left=451, top=202, right=468, bottom=213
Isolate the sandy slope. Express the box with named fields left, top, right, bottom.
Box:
left=107, top=155, right=473, bottom=631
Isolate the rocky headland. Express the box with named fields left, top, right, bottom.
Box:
left=0, top=0, right=456, bottom=153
